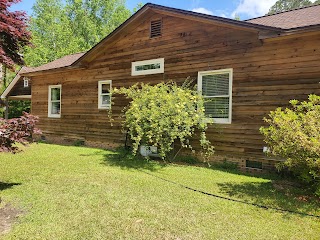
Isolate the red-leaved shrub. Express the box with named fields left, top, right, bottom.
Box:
left=0, top=112, right=41, bottom=153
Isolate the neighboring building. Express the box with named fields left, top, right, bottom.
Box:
left=1, top=4, right=320, bottom=170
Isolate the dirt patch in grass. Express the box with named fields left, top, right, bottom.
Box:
left=0, top=203, right=23, bottom=235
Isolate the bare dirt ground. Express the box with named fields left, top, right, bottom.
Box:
left=0, top=203, right=23, bottom=235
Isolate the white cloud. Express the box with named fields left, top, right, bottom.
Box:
left=231, top=0, right=278, bottom=18
left=219, top=13, right=227, bottom=18
left=192, top=7, right=213, bottom=15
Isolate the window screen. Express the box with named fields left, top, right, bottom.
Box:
left=198, top=69, right=233, bottom=123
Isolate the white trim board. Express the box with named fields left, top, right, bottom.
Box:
left=98, top=80, right=112, bottom=109
left=0, top=69, right=23, bottom=99
left=8, top=95, right=31, bottom=99
left=48, top=85, right=62, bottom=118
left=131, top=58, right=164, bottom=76
left=197, top=68, right=233, bottom=124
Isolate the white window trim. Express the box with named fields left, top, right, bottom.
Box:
left=131, top=58, right=164, bottom=76
left=198, top=68, right=233, bottom=124
left=98, top=80, right=112, bottom=109
left=48, top=85, right=61, bottom=118
left=23, top=77, right=29, bottom=87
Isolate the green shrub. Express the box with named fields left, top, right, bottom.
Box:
left=260, top=95, right=320, bottom=195
left=213, top=159, right=239, bottom=171
left=8, top=100, right=31, bottom=118
left=113, top=81, right=214, bottom=160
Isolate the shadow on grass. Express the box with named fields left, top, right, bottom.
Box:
left=217, top=181, right=320, bottom=218
left=0, top=182, right=21, bottom=191
left=98, top=148, right=166, bottom=172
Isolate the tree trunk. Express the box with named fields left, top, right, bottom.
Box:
left=2, top=65, right=7, bottom=88
left=5, top=98, right=9, bottom=120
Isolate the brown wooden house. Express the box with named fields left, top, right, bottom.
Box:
left=2, top=4, right=320, bottom=170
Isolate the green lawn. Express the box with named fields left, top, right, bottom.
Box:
left=0, top=143, right=319, bottom=240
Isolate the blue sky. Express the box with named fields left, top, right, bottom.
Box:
left=11, top=0, right=312, bottom=20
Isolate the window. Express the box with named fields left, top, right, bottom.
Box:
left=198, top=69, right=233, bottom=124
left=48, top=85, right=61, bottom=118
left=23, top=77, right=29, bottom=87
left=150, top=19, right=162, bottom=38
left=132, top=58, right=164, bottom=76
left=246, top=160, right=263, bottom=169
left=98, top=80, right=112, bottom=109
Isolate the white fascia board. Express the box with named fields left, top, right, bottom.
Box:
left=0, top=69, right=23, bottom=99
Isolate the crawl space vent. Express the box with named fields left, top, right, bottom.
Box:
left=246, top=160, right=263, bottom=169
left=150, top=19, right=162, bottom=38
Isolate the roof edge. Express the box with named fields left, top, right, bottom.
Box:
left=261, top=23, right=320, bottom=40
left=72, top=3, right=283, bottom=67
left=246, top=3, right=320, bottom=22
left=148, top=3, right=283, bottom=31
left=1, top=68, right=23, bottom=99
left=72, top=4, right=152, bottom=67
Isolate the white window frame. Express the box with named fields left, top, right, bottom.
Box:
left=98, top=80, right=112, bottom=109
left=23, top=77, right=29, bottom=87
left=131, top=58, right=164, bottom=76
left=198, top=68, right=233, bottom=124
left=48, top=85, right=61, bottom=118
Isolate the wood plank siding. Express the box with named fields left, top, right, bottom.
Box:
left=9, top=77, right=31, bottom=97
left=30, top=13, right=320, bottom=169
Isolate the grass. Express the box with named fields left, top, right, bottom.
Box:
left=0, top=143, right=319, bottom=240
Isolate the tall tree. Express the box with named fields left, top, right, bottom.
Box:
left=66, top=0, right=131, bottom=50
left=24, top=0, right=79, bottom=67
left=25, top=0, right=131, bottom=67
left=0, top=0, right=31, bottom=69
left=0, top=0, right=31, bottom=92
left=268, top=0, right=313, bottom=14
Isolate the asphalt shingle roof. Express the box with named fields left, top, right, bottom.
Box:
left=246, top=5, right=320, bottom=29
left=21, top=5, right=320, bottom=74
left=21, top=52, right=85, bottom=74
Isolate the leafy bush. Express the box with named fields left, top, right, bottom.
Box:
left=0, top=100, right=31, bottom=119
left=260, top=95, right=320, bottom=195
left=0, top=112, right=41, bottom=153
left=8, top=100, right=31, bottom=118
left=113, top=81, right=214, bottom=160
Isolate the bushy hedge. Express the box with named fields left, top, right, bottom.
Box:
left=113, top=81, right=214, bottom=160
left=0, top=112, right=41, bottom=153
left=260, top=95, right=320, bottom=195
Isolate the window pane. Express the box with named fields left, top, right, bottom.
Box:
left=204, top=97, right=229, bottom=118
left=202, top=73, right=229, bottom=96
left=51, top=88, right=60, bottom=101
left=101, top=95, right=110, bottom=105
left=135, top=63, right=160, bottom=71
left=51, top=102, right=60, bottom=115
left=101, top=84, right=110, bottom=94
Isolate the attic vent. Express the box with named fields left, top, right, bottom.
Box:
left=150, top=19, right=162, bottom=38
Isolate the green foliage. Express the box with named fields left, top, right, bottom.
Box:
left=25, top=0, right=131, bottom=67
left=65, top=0, right=131, bottom=51
left=260, top=95, right=320, bottom=195
left=234, top=14, right=241, bottom=20
left=213, top=159, right=239, bottom=171
left=268, top=0, right=313, bottom=14
left=7, top=100, right=31, bottom=119
left=0, top=100, right=31, bottom=119
left=113, top=81, right=214, bottom=160
left=0, top=66, right=17, bottom=91
left=73, top=139, right=85, bottom=146
left=0, top=112, right=41, bottom=153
